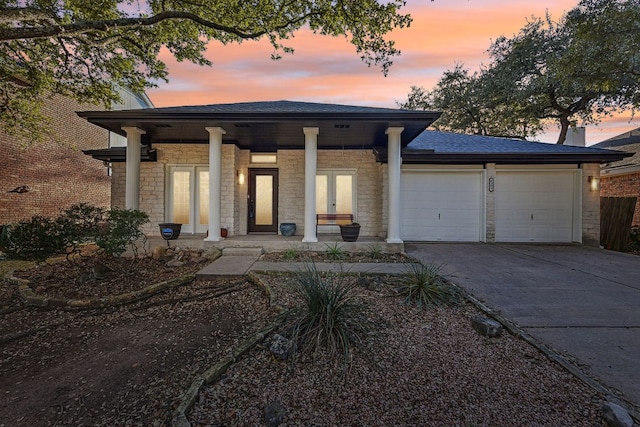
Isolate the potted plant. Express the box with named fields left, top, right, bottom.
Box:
left=279, top=223, right=296, bottom=237
left=339, top=222, right=360, bottom=242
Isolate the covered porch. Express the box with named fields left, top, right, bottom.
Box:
left=79, top=101, right=440, bottom=246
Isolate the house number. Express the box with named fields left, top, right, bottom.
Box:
left=489, top=177, right=495, bottom=192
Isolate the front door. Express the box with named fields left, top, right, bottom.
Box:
left=316, top=170, right=356, bottom=233
left=248, top=169, right=279, bottom=233
left=168, top=165, right=209, bottom=234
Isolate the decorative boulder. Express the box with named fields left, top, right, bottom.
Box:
left=472, top=316, right=504, bottom=338
left=269, top=333, right=296, bottom=361
left=264, top=400, right=287, bottom=427
left=602, top=401, right=634, bottom=427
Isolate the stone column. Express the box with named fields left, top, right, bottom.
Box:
left=303, top=127, right=319, bottom=243
left=205, top=127, right=226, bottom=241
left=386, top=127, right=404, bottom=243
left=122, top=127, right=146, bottom=210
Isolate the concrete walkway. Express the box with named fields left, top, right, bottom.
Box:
left=196, top=255, right=409, bottom=279
left=405, top=243, right=640, bottom=416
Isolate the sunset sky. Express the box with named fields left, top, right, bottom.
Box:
left=146, top=0, right=639, bottom=146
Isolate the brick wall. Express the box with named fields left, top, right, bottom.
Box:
left=600, top=171, right=640, bottom=227
left=0, top=94, right=110, bottom=224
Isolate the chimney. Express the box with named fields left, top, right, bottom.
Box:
left=565, top=127, right=586, bottom=147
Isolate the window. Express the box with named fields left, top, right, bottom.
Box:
left=250, top=153, right=277, bottom=164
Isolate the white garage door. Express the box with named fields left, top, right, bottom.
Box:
left=401, top=170, right=483, bottom=242
left=495, top=170, right=578, bottom=242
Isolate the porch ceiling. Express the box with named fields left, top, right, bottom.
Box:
left=78, top=100, right=441, bottom=149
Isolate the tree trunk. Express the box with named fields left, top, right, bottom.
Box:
left=556, top=115, right=570, bottom=144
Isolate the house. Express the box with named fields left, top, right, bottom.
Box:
left=78, top=100, right=627, bottom=249
left=592, top=129, right=640, bottom=227
left=0, top=88, right=153, bottom=225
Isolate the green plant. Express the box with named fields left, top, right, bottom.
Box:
left=367, top=244, right=383, bottom=260
left=95, top=209, right=149, bottom=257
left=3, top=216, right=66, bottom=262
left=56, top=203, right=107, bottom=259
left=324, top=243, right=345, bottom=261
left=285, top=262, right=373, bottom=366
left=628, top=227, right=640, bottom=252
left=396, top=262, right=461, bottom=309
left=282, top=248, right=300, bottom=261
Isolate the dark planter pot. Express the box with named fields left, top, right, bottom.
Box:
left=280, top=223, right=296, bottom=237
left=339, top=224, right=361, bottom=242
left=159, top=223, right=182, bottom=241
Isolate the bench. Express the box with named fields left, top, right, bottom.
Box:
left=316, top=213, right=353, bottom=234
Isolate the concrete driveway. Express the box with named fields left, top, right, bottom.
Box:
left=405, top=243, right=640, bottom=414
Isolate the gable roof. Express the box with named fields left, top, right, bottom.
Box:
left=376, top=130, right=630, bottom=164
left=592, top=129, right=640, bottom=173
left=78, top=100, right=440, bottom=150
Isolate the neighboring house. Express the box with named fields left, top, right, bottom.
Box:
left=79, top=100, right=627, bottom=248
left=0, top=88, right=153, bottom=225
left=592, top=129, right=640, bottom=227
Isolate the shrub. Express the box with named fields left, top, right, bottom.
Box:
left=324, top=242, right=345, bottom=261
left=285, top=262, right=373, bottom=366
left=395, top=262, right=461, bottom=309
left=3, top=215, right=66, bottom=262
left=95, top=208, right=149, bottom=257
left=628, top=227, right=640, bottom=252
left=367, top=244, right=383, bottom=260
left=282, top=248, right=300, bottom=261
left=56, top=203, right=107, bottom=257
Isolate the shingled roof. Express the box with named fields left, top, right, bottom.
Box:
left=78, top=100, right=440, bottom=150
left=376, top=130, right=629, bottom=164
left=592, top=129, right=640, bottom=172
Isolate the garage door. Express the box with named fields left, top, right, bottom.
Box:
left=495, top=170, right=577, bottom=242
left=401, top=170, right=483, bottom=241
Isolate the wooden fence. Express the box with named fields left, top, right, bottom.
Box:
left=600, top=197, right=637, bottom=251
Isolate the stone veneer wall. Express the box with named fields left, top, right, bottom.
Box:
left=110, top=145, right=384, bottom=237
left=581, top=163, right=601, bottom=246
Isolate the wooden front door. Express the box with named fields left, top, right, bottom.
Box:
left=248, top=169, right=279, bottom=233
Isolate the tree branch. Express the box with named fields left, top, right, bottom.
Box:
left=0, top=9, right=304, bottom=41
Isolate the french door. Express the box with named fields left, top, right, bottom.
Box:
left=248, top=169, right=279, bottom=233
left=316, top=170, right=356, bottom=232
left=168, top=166, right=209, bottom=234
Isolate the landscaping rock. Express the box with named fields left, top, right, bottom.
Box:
left=602, top=401, right=634, bottom=427
left=203, top=247, right=222, bottom=261
left=269, top=333, right=296, bottom=361
left=166, top=259, right=185, bottom=268
left=152, top=246, right=167, bottom=260
left=264, top=400, right=287, bottom=427
left=471, top=316, right=503, bottom=338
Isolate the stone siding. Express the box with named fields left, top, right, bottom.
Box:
left=581, top=163, right=601, bottom=246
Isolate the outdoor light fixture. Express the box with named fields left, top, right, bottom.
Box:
left=588, top=176, right=600, bottom=192
left=238, top=171, right=245, bottom=185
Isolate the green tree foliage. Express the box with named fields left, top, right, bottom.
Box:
left=1, top=0, right=412, bottom=145
left=400, top=65, right=542, bottom=139
left=403, top=0, right=640, bottom=144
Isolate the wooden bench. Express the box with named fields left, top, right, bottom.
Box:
left=316, top=213, right=353, bottom=234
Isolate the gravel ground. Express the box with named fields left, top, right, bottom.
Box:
left=189, top=273, right=605, bottom=427
left=1, top=256, right=608, bottom=426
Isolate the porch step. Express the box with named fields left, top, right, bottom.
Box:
left=222, top=247, right=264, bottom=257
